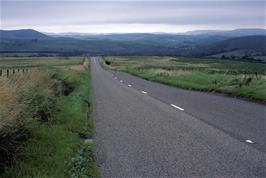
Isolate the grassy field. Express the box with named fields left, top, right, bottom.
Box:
left=0, top=57, right=98, bottom=177
left=0, top=56, right=84, bottom=69
left=102, top=56, right=266, bottom=102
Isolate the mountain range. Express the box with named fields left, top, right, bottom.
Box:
left=1, top=29, right=265, bottom=62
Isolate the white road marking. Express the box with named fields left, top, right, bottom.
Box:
left=170, top=104, right=184, bottom=111
left=245, top=139, right=255, bottom=144
left=141, top=91, right=147, bottom=94
left=120, top=80, right=123, bottom=83
left=128, top=84, right=132, bottom=87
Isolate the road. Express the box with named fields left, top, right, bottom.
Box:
left=91, top=57, right=265, bottom=177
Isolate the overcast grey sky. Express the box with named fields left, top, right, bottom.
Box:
left=1, top=0, right=265, bottom=33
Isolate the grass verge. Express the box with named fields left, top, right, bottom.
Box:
left=0, top=61, right=98, bottom=177
left=102, top=56, right=266, bottom=102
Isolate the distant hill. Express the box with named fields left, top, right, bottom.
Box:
left=190, top=36, right=266, bottom=62
left=0, top=29, right=51, bottom=39
left=184, top=29, right=266, bottom=37
left=1, top=29, right=266, bottom=62
left=46, top=32, right=231, bottom=52
left=48, top=32, right=228, bottom=45
left=0, top=36, right=182, bottom=56
left=0, top=30, right=229, bottom=55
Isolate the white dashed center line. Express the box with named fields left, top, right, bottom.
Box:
left=245, top=139, right=255, bottom=144
left=141, top=91, right=147, bottom=94
left=170, top=104, right=184, bottom=111
left=120, top=80, right=123, bottom=83
left=128, top=84, right=132, bottom=87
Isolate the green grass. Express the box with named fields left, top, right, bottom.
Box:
left=0, top=56, right=84, bottom=69
left=1, top=59, right=99, bottom=177
left=102, top=56, right=266, bottom=102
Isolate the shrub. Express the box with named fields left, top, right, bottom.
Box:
left=105, top=60, right=111, bottom=65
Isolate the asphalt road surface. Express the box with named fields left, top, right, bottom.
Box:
left=91, top=57, right=266, bottom=178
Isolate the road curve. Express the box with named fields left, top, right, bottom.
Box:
left=91, top=57, right=265, bottom=177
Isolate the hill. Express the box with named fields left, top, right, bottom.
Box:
left=47, top=32, right=230, bottom=49
left=1, top=29, right=265, bottom=62
left=0, top=29, right=51, bottom=39
left=191, top=36, right=266, bottom=58
left=184, top=28, right=266, bottom=37
left=0, top=30, right=229, bottom=55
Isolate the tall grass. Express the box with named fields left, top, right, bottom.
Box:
left=0, top=58, right=98, bottom=177
left=0, top=69, right=62, bottom=171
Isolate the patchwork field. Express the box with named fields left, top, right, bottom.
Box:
left=102, top=56, right=266, bottom=102
left=0, top=57, right=98, bottom=177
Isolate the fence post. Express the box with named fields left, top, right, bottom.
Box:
left=7, top=69, right=9, bottom=78
left=13, top=69, right=15, bottom=74
left=0, top=70, right=2, bottom=77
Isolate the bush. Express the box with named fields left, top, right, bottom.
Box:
left=105, top=60, right=111, bottom=65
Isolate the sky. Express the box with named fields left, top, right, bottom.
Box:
left=0, top=0, right=265, bottom=33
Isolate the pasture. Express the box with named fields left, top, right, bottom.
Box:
left=102, top=56, right=266, bottom=102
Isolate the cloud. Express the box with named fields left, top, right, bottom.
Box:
left=1, top=1, right=265, bottom=33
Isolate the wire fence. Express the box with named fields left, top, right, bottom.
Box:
left=0, top=68, right=30, bottom=78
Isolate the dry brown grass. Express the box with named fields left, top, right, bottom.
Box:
left=83, top=58, right=90, bottom=68
left=0, top=69, right=60, bottom=170
left=57, top=58, right=90, bottom=72
left=152, top=68, right=192, bottom=77
left=68, top=65, right=86, bottom=71
left=0, top=69, right=55, bottom=130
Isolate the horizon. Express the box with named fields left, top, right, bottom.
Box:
left=1, top=28, right=266, bottom=35
left=1, top=0, right=265, bottom=33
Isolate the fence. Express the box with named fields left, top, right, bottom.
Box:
left=0, top=68, right=30, bottom=78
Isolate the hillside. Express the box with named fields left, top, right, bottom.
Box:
left=190, top=36, right=266, bottom=60
left=0, top=37, right=182, bottom=56
left=184, top=28, right=266, bottom=37
left=50, top=33, right=228, bottom=45
left=1, top=30, right=225, bottom=56
left=0, top=29, right=51, bottom=39
left=1, top=29, right=266, bottom=61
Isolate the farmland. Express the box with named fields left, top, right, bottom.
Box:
left=0, top=57, right=98, bottom=177
left=102, top=56, right=266, bottom=102
left=0, top=56, right=84, bottom=69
